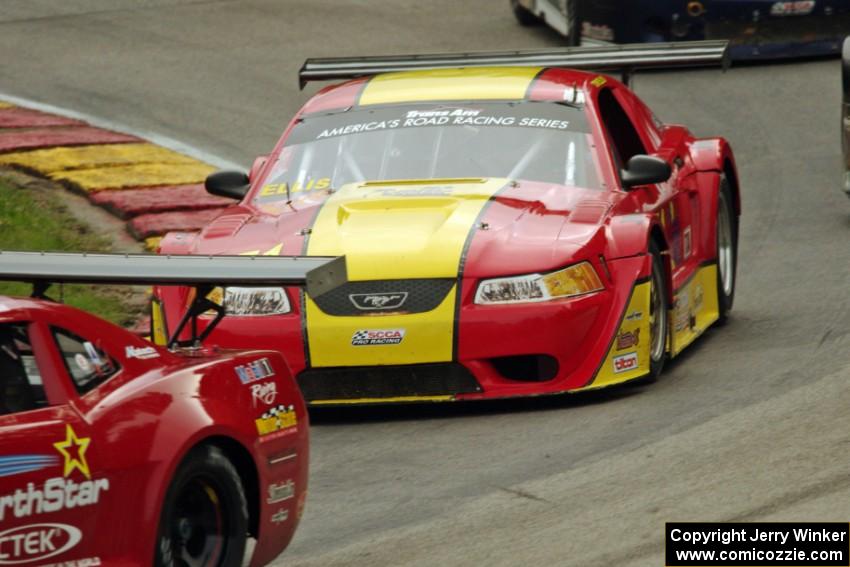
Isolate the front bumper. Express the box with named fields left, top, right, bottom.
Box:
left=158, top=255, right=652, bottom=404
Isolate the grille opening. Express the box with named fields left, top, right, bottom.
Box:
left=297, top=363, right=482, bottom=401
left=490, top=355, right=559, bottom=382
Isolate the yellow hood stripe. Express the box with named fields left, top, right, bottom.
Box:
left=304, top=179, right=507, bottom=367
left=358, top=67, right=544, bottom=106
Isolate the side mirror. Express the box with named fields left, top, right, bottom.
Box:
left=205, top=170, right=250, bottom=200
left=620, top=155, right=672, bottom=189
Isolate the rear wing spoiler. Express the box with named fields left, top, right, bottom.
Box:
left=0, top=251, right=347, bottom=348
left=299, top=40, right=730, bottom=88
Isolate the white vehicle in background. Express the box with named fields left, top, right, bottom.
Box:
left=511, top=0, right=581, bottom=45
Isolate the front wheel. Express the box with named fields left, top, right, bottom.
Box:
left=647, top=240, right=669, bottom=380
left=716, top=176, right=738, bottom=324
left=155, top=445, right=248, bottom=567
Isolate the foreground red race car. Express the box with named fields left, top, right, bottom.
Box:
left=0, top=251, right=343, bottom=566
left=155, top=42, right=741, bottom=405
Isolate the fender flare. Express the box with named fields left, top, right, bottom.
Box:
left=689, top=137, right=741, bottom=217
left=606, top=213, right=673, bottom=304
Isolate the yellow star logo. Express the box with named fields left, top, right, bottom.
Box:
left=53, top=424, right=91, bottom=480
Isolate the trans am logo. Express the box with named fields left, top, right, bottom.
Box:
left=351, top=329, right=405, bottom=346
left=349, top=292, right=408, bottom=311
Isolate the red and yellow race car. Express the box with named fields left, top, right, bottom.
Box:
left=0, top=251, right=342, bottom=566
left=155, top=42, right=741, bottom=405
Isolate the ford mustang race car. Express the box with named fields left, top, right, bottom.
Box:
left=512, top=0, right=850, bottom=60
left=154, top=42, right=741, bottom=406
left=0, top=251, right=343, bottom=566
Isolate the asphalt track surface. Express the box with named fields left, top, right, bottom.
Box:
left=2, top=2, right=850, bottom=565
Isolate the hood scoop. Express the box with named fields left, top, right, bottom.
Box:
left=201, top=213, right=251, bottom=238
left=569, top=200, right=611, bottom=224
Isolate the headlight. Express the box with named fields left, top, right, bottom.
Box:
left=474, top=262, right=604, bottom=304
left=206, top=287, right=291, bottom=316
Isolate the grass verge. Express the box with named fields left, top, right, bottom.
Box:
left=0, top=172, right=143, bottom=325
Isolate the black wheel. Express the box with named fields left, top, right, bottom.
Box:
left=565, top=0, right=581, bottom=46
left=155, top=445, right=248, bottom=567
left=648, top=240, right=669, bottom=380
left=716, top=175, right=738, bottom=324
left=510, top=0, right=540, bottom=26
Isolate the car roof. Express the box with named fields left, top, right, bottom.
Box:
left=300, top=66, right=607, bottom=115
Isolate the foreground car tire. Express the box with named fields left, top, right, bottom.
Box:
left=155, top=445, right=248, bottom=567
left=510, top=0, right=540, bottom=26
left=648, top=240, right=669, bottom=380
left=716, top=176, right=738, bottom=324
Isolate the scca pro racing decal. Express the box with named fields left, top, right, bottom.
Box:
left=351, top=329, right=405, bottom=346
left=0, top=523, right=82, bottom=565
left=613, top=352, right=639, bottom=374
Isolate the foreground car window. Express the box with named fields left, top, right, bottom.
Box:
left=0, top=323, right=47, bottom=414
left=256, top=101, right=599, bottom=204
left=52, top=327, right=120, bottom=394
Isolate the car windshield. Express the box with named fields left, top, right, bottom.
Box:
left=254, top=101, right=599, bottom=204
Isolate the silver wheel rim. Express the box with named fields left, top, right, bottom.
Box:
left=649, top=260, right=666, bottom=363
left=717, top=191, right=734, bottom=297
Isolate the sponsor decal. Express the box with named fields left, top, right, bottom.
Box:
left=73, top=354, right=92, bottom=374
left=770, top=0, right=815, bottom=15
left=235, top=358, right=275, bottom=385
left=674, top=290, right=690, bottom=332
left=0, top=523, right=82, bottom=565
left=82, top=342, right=102, bottom=367
left=42, top=557, right=101, bottom=567
left=561, top=86, right=585, bottom=105
left=267, top=480, right=295, bottom=504
left=616, top=329, right=640, bottom=350
left=255, top=405, right=298, bottom=440
left=683, top=226, right=692, bottom=260
left=372, top=187, right=452, bottom=197
left=53, top=425, right=91, bottom=480
left=694, top=283, right=704, bottom=313
left=613, top=352, right=639, bottom=374
left=0, top=425, right=110, bottom=523
left=271, top=509, right=289, bottom=524
left=590, top=76, right=607, bottom=88
left=582, top=21, right=615, bottom=41
left=312, top=112, right=571, bottom=141
left=625, top=311, right=643, bottom=321
left=351, top=329, right=405, bottom=346
left=259, top=177, right=331, bottom=198
left=349, top=292, right=408, bottom=311
left=251, top=381, right=277, bottom=407
left=124, top=345, right=159, bottom=360
left=0, top=455, right=59, bottom=478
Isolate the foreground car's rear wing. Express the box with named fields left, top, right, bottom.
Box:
left=299, top=40, right=730, bottom=88
left=0, top=250, right=347, bottom=348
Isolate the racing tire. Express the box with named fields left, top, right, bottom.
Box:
left=155, top=445, right=248, bottom=567
left=565, top=0, right=581, bottom=47
left=715, top=176, right=738, bottom=324
left=510, top=0, right=540, bottom=26
left=647, top=240, right=669, bottom=380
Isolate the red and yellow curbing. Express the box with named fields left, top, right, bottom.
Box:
left=0, top=102, right=230, bottom=250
